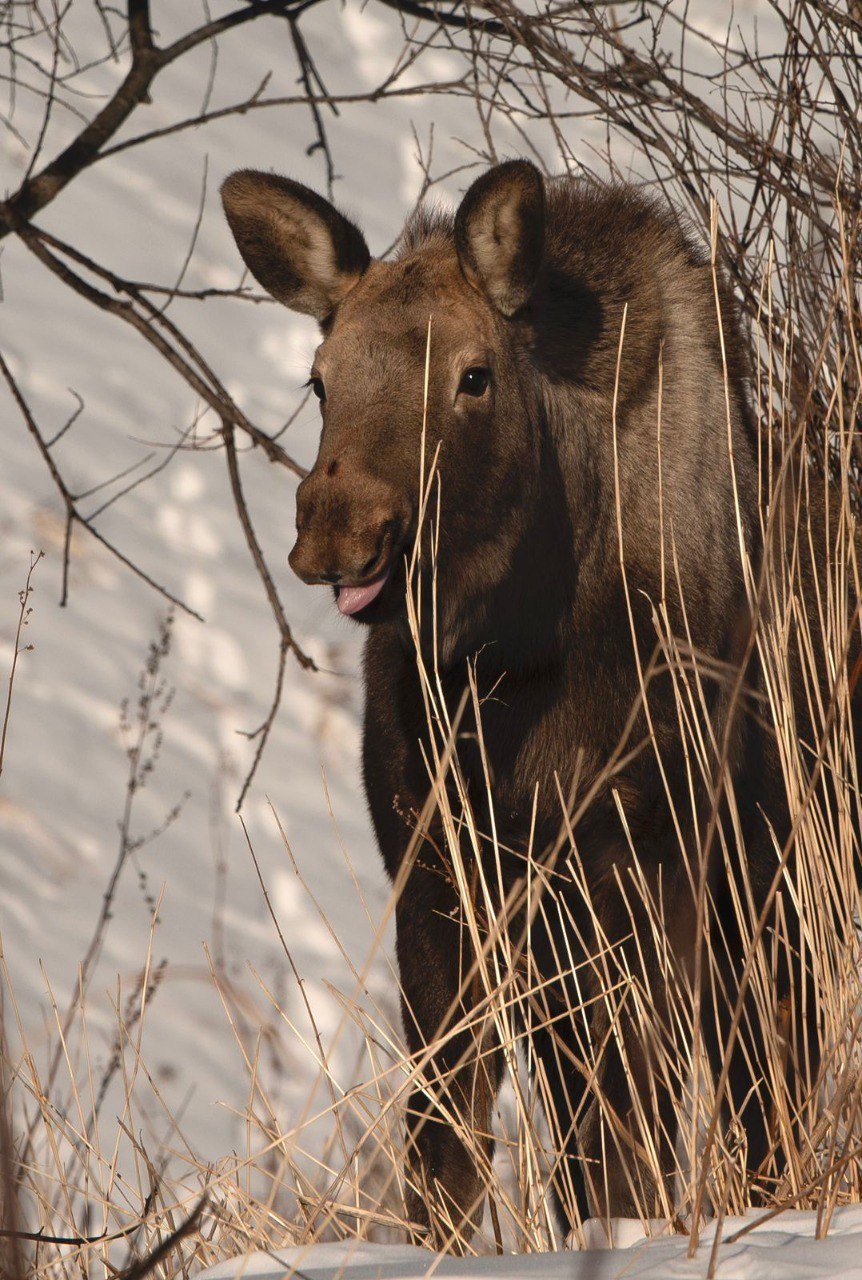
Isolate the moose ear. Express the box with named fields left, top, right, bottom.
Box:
left=454, top=160, right=545, bottom=316
left=220, top=170, right=370, bottom=324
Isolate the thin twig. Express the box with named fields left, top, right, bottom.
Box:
left=0, top=351, right=203, bottom=619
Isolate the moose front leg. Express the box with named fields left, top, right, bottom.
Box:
left=577, top=994, right=681, bottom=1225
left=573, top=857, right=694, bottom=1229
left=395, top=866, right=503, bottom=1249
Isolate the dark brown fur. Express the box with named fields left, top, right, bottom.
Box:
left=222, top=162, right=859, bottom=1241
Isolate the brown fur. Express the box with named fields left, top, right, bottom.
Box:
left=222, top=162, right=858, bottom=1241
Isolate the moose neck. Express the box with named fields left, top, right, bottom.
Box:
left=396, top=423, right=577, bottom=683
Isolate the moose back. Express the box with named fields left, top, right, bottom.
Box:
left=222, top=161, right=836, bottom=1241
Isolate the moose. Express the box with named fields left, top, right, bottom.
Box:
left=222, top=161, right=857, bottom=1242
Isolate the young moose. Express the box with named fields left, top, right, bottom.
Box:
left=222, top=162, right=848, bottom=1241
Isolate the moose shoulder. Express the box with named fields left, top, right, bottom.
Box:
left=222, top=162, right=830, bottom=1242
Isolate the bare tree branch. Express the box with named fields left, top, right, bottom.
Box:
left=223, top=422, right=317, bottom=809
left=0, top=350, right=204, bottom=619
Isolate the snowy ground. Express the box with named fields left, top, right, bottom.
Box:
left=201, top=1207, right=862, bottom=1280
left=3, top=3, right=851, bottom=1278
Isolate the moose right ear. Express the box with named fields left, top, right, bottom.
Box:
left=454, top=160, right=545, bottom=316
left=220, top=170, right=370, bottom=324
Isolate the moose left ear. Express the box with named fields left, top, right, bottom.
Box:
left=221, top=170, right=369, bottom=324
left=454, top=160, right=545, bottom=316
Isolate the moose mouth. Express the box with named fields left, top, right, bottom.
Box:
left=333, top=515, right=420, bottom=620
left=336, top=566, right=392, bottom=617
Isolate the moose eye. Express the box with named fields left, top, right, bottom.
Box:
left=309, top=376, right=326, bottom=403
left=458, top=367, right=490, bottom=398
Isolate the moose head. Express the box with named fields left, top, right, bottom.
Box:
left=221, top=163, right=553, bottom=652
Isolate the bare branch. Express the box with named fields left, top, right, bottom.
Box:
left=0, top=1, right=318, bottom=239
left=223, top=422, right=317, bottom=809
left=0, top=351, right=204, bottom=620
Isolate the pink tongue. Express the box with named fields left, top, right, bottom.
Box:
left=337, top=568, right=390, bottom=616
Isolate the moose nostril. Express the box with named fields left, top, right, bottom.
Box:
left=360, top=520, right=398, bottom=579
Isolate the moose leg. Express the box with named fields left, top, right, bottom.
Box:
left=574, top=864, right=693, bottom=1225
left=396, top=869, right=503, bottom=1248
left=529, top=1017, right=593, bottom=1230
left=700, top=880, right=823, bottom=1199
left=522, top=904, right=593, bottom=1231
left=577, top=998, right=681, bottom=1223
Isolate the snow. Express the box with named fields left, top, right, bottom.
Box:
left=2, top=3, right=854, bottom=1277
left=200, top=1207, right=862, bottom=1279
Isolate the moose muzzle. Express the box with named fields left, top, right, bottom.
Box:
left=289, top=467, right=409, bottom=616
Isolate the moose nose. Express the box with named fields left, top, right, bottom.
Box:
left=289, top=469, right=407, bottom=589
left=290, top=521, right=394, bottom=587
left=290, top=517, right=396, bottom=586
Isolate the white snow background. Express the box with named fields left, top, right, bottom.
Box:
left=4, top=2, right=862, bottom=1276
left=199, top=1207, right=862, bottom=1280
